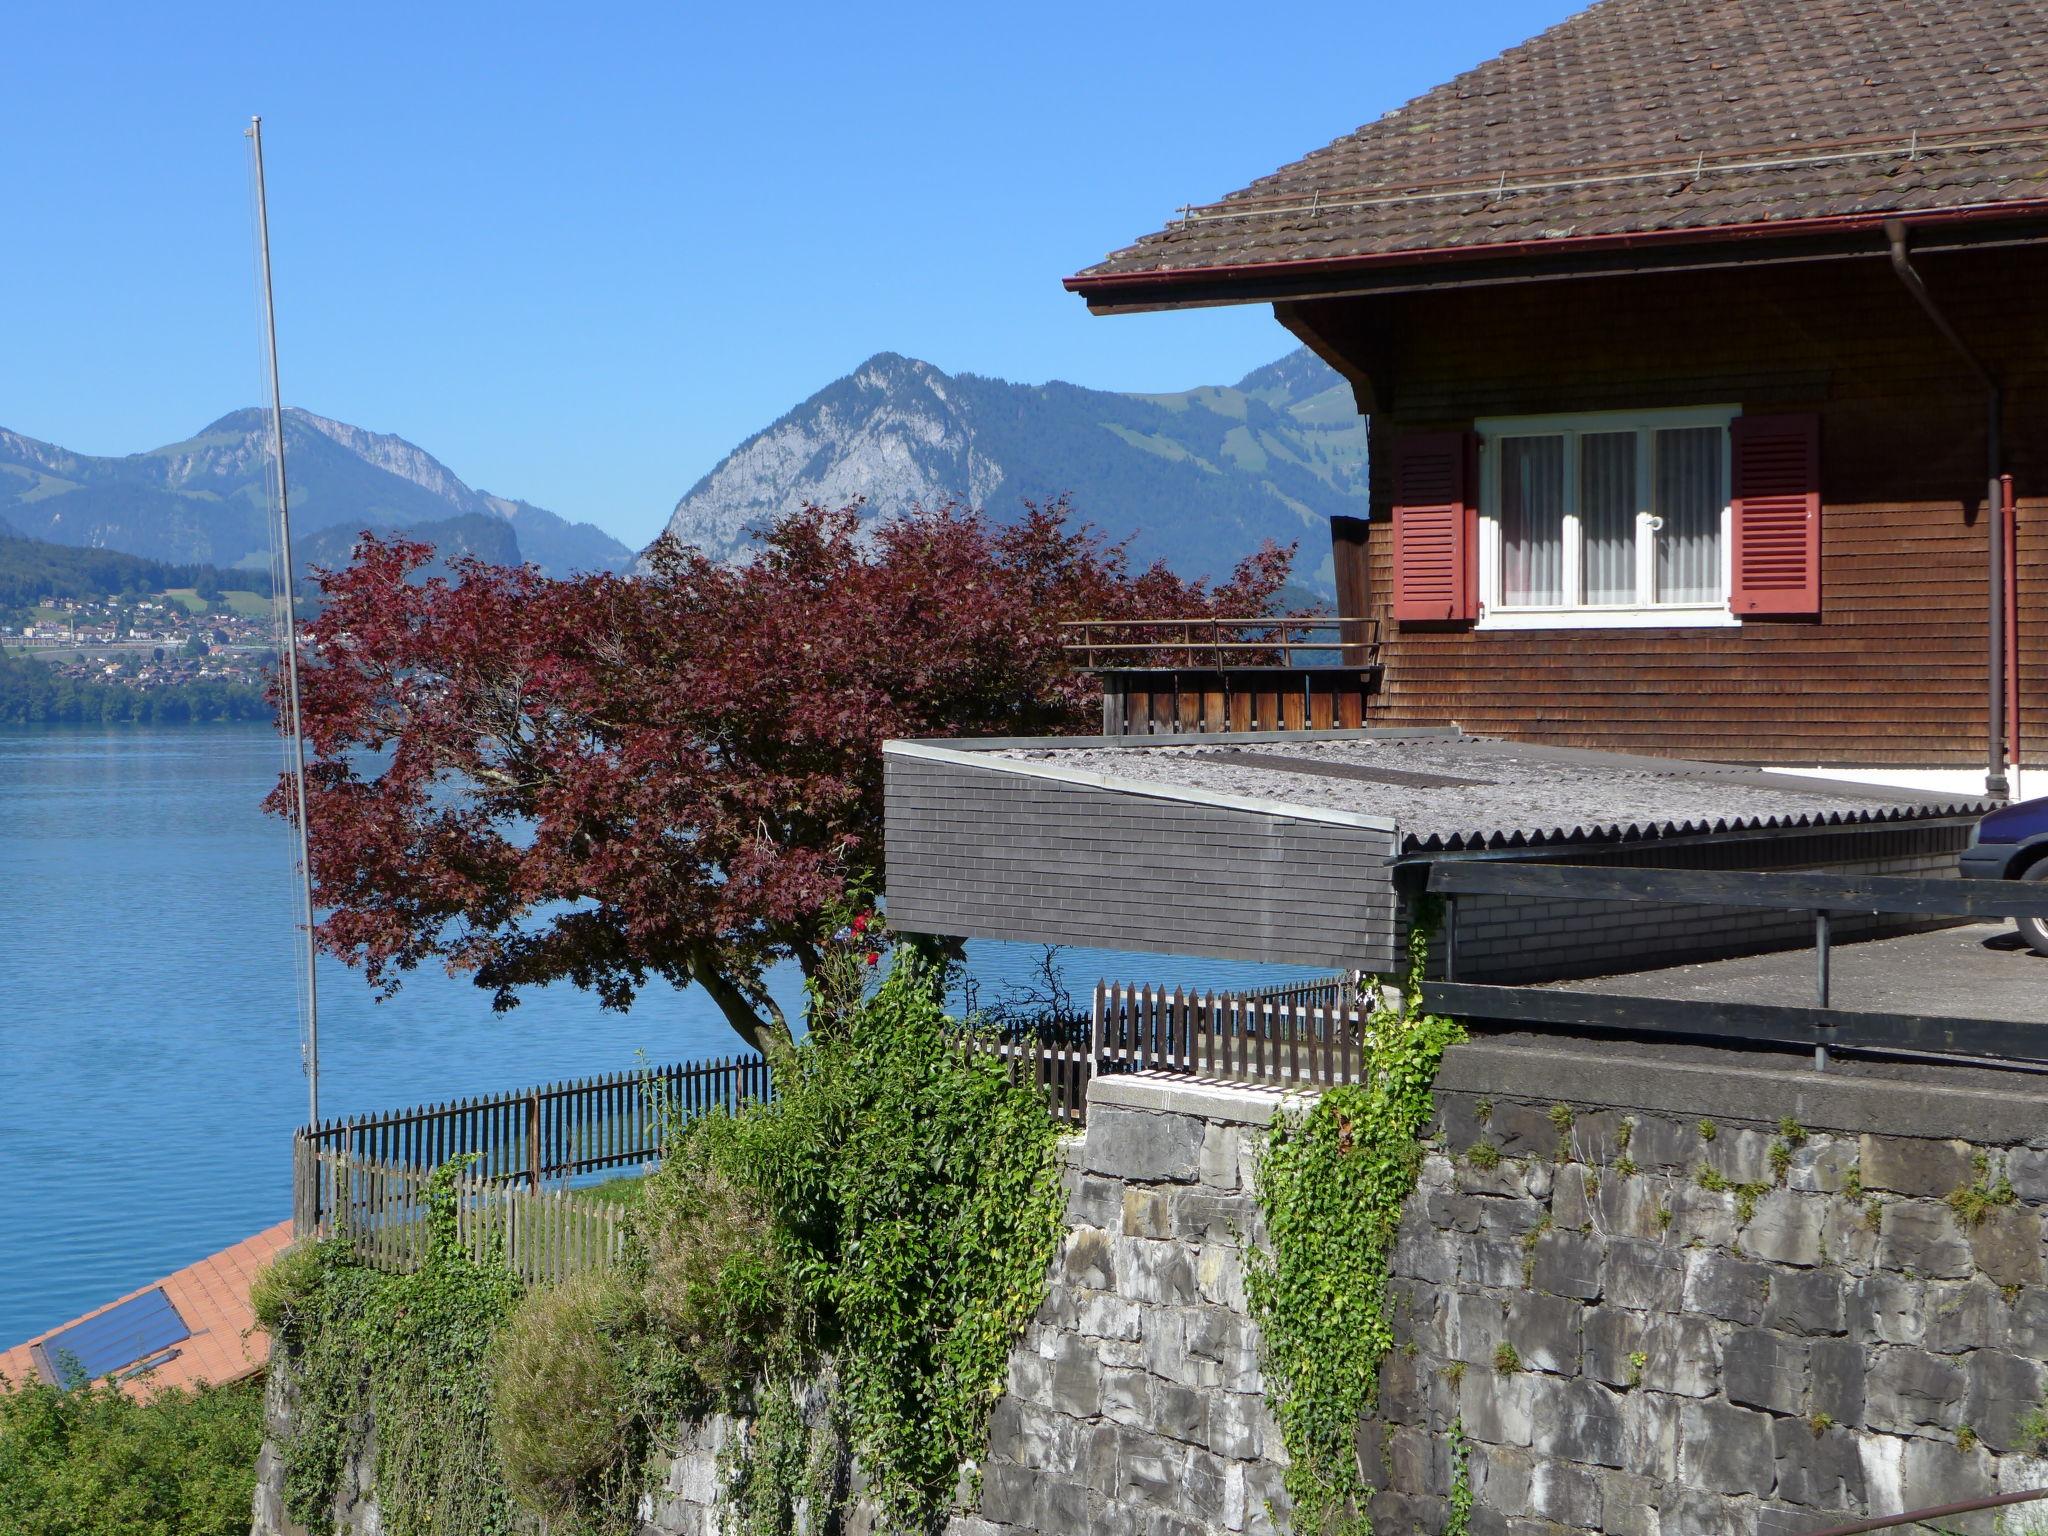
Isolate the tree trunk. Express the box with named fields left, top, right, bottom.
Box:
left=693, top=956, right=797, bottom=1057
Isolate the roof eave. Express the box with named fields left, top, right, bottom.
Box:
left=1064, top=198, right=2048, bottom=314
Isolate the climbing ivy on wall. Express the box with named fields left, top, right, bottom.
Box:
left=255, top=944, right=1067, bottom=1536
left=253, top=1159, right=526, bottom=1536
left=1245, top=916, right=1464, bottom=1536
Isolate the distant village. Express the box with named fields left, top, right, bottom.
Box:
left=2, top=593, right=274, bottom=692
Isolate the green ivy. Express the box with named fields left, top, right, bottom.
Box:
left=1245, top=918, right=1464, bottom=1536
left=258, top=1159, right=526, bottom=1536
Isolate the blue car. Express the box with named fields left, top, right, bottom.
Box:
left=1960, top=795, right=2048, bottom=956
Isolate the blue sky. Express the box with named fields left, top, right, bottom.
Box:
left=1, top=1, right=1576, bottom=547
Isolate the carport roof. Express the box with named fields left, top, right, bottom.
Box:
left=886, top=729, right=1989, bottom=854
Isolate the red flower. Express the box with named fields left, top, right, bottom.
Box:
left=865, top=952, right=879, bottom=966
left=851, top=912, right=869, bottom=935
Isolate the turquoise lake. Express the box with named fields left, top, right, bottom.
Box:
left=0, top=723, right=1322, bottom=1345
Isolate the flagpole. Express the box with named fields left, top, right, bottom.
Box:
left=247, top=114, right=321, bottom=1130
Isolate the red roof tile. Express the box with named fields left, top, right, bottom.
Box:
left=1070, top=0, right=2048, bottom=294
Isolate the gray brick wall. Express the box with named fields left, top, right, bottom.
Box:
left=885, top=752, right=1402, bottom=970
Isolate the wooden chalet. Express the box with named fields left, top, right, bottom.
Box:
left=1066, top=0, right=2048, bottom=800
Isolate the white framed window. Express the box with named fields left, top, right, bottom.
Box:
left=1475, top=405, right=1740, bottom=629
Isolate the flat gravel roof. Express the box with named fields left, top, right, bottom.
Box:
left=978, top=733, right=1990, bottom=853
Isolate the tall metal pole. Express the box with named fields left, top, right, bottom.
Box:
left=249, top=115, right=321, bottom=1128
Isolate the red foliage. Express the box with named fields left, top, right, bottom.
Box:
left=268, top=499, right=1291, bottom=1051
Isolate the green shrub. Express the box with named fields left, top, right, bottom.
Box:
left=490, top=1273, right=640, bottom=1524
left=249, top=1239, right=325, bottom=1349
left=0, top=1372, right=263, bottom=1536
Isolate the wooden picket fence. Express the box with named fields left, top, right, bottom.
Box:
left=1093, top=981, right=1376, bottom=1090
left=293, top=1144, right=629, bottom=1285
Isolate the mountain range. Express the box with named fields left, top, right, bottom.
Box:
left=0, top=410, right=634, bottom=580
left=0, top=346, right=1365, bottom=592
left=658, top=347, right=1365, bottom=590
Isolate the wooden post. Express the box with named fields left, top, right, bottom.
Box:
left=1331, top=515, right=1371, bottom=665
left=526, top=1090, right=542, bottom=1193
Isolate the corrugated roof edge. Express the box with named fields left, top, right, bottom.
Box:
left=1401, top=802, right=1989, bottom=856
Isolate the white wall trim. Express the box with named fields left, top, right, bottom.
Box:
left=1767, top=764, right=2031, bottom=802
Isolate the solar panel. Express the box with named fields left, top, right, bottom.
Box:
left=31, top=1288, right=190, bottom=1386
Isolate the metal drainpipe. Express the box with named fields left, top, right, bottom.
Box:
left=1886, top=219, right=2009, bottom=799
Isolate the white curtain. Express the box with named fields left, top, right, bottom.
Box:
left=1500, top=435, right=1564, bottom=606
left=1655, top=426, right=1722, bottom=604
left=1580, top=432, right=1637, bottom=606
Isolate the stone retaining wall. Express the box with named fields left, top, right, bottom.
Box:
left=252, top=1038, right=2048, bottom=1536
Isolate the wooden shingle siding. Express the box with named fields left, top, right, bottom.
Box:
left=883, top=754, right=1403, bottom=971
left=1299, top=249, right=2048, bottom=764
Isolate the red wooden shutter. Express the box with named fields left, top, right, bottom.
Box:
left=1392, top=431, right=1477, bottom=623
left=1731, top=413, right=1821, bottom=617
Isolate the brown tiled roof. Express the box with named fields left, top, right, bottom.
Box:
left=1070, top=0, right=2048, bottom=296
left=0, top=1221, right=291, bottom=1399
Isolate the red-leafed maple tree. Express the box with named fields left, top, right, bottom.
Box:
left=269, top=500, right=1292, bottom=1053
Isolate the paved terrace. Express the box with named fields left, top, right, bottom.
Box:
left=1543, top=921, right=2048, bottom=1030
left=982, top=730, right=1988, bottom=852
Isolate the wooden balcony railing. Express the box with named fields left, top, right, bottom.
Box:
left=1061, top=616, right=1378, bottom=671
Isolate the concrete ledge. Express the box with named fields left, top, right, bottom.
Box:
left=1086, top=1071, right=1294, bottom=1126
left=1440, top=1033, right=2048, bottom=1143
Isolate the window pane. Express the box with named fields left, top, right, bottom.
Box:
left=1580, top=431, right=1638, bottom=605
left=1499, top=435, right=1564, bottom=606
left=1655, top=426, right=1723, bottom=604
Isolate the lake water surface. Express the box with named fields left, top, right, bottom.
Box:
left=0, top=723, right=1320, bottom=1344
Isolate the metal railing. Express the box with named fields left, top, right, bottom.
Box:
left=1425, top=861, right=2048, bottom=1071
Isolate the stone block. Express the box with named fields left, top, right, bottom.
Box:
left=1116, top=1428, right=1189, bottom=1509
left=1629, top=1113, right=1699, bottom=1172
left=1531, top=1229, right=1603, bottom=1301
left=1034, top=1479, right=1094, bottom=1536
left=1771, top=1417, right=1865, bottom=1510
left=1606, top=1239, right=1684, bottom=1312
left=1593, top=1170, right=1674, bottom=1242
left=1866, top=1348, right=1965, bottom=1434
left=1207, top=1391, right=1262, bottom=1460
left=1764, top=1266, right=1847, bottom=1336
left=1506, top=1291, right=1583, bottom=1375
left=1081, top=1421, right=1120, bottom=1495
left=1969, top=1204, right=2042, bottom=1288
left=1878, top=1201, right=1974, bottom=1280
left=1743, top=1190, right=1827, bottom=1267
left=1678, top=1399, right=1775, bottom=1496
left=1666, top=1183, right=1740, bottom=1250
left=1470, top=1443, right=1535, bottom=1518
left=1459, top=1365, right=1536, bottom=1448
left=1897, top=1436, right=1996, bottom=1511
left=1195, top=1243, right=1246, bottom=1310
left=1820, top=1198, right=1880, bottom=1271
left=1620, top=1388, right=1682, bottom=1482
left=1153, top=1381, right=1209, bottom=1446
left=1045, top=1329, right=1104, bottom=1417
left=1701, top=1127, right=1775, bottom=1187
left=1924, top=1279, right=2004, bottom=1354
left=1489, top=1100, right=1566, bottom=1158
left=1067, top=1172, right=1124, bottom=1231
left=1683, top=1250, right=1771, bottom=1325
left=1115, top=1238, right=1199, bottom=1307
left=1528, top=1460, right=1603, bottom=1529
left=1725, top=1328, right=1810, bottom=1416
left=1598, top=1472, right=1665, bottom=1536
left=1198, top=1122, right=1240, bottom=1190
left=978, top=1461, right=1038, bottom=1525
left=1392, top=1225, right=1456, bottom=1285
left=1463, top=1235, right=1529, bottom=1289
left=1171, top=1190, right=1247, bottom=1247
left=1551, top=1163, right=1593, bottom=1230
left=1662, top=1487, right=1757, bottom=1536
left=1065, top=1227, right=1116, bottom=1290
left=1963, top=1349, right=2048, bottom=1453
left=2006, top=1285, right=2048, bottom=1357
left=1860, top=1135, right=1976, bottom=1199
left=1123, top=1187, right=1171, bottom=1239
left=1447, top=1291, right=1509, bottom=1366
left=2005, top=1147, right=2048, bottom=1204
left=1102, top=1367, right=1151, bottom=1429
left=1086, top=1106, right=1205, bottom=1184
left=1809, top=1337, right=1867, bottom=1429
left=1787, top=1138, right=1858, bottom=1196
left=1076, top=1292, right=1143, bottom=1342
left=1528, top=1376, right=1626, bottom=1469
